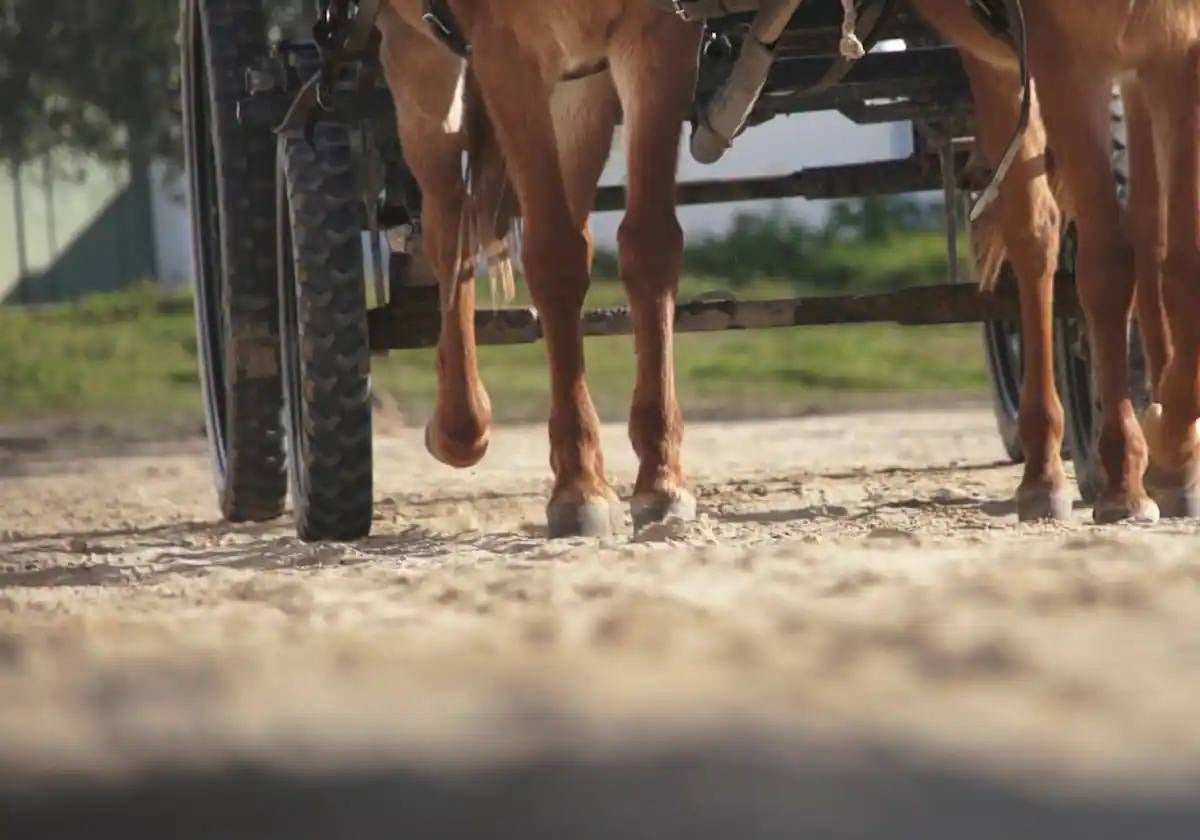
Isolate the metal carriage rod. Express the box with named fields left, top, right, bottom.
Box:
left=367, top=279, right=1080, bottom=351
left=593, top=154, right=978, bottom=211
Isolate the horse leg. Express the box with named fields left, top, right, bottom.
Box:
left=609, top=16, right=700, bottom=529
left=961, top=54, right=1069, bottom=520
left=1123, top=81, right=1170, bottom=401
left=1137, top=56, right=1200, bottom=518
left=551, top=73, right=619, bottom=232
left=380, top=18, right=490, bottom=467
left=1034, top=62, right=1157, bottom=523
left=468, top=32, right=619, bottom=538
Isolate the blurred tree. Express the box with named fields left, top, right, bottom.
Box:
left=0, top=0, right=65, bottom=163
left=0, top=0, right=178, bottom=168
left=51, top=1, right=181, bottom=165
left=822, top=195, right=933, bottom=243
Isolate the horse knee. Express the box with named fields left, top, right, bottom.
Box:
left=523, top=224, right=591, bottom=313
left=618, top=213, right=683, bottom=295
left=1076, top=234, right=1135, bottom=319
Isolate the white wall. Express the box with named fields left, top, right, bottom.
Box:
left=96, top=110, right=918, bottom=295
left=149, top=163, right=194, bottom=289
left=591, top=111, right=914, bottom=248
left=0, top=153, right=128, bottom=299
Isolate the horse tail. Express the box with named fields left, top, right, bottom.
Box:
left=458, top=66, right=520, bottom=308
left=969, top=183, right=1008, bottom=292
left=970, top=139, right=1069, bottom=293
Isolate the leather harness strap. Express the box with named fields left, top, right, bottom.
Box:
left=966, top=0, right=1031, bottom=222
left=797, top=0, right=897, bottom=97
left=422, top=0, right=471, bottom=58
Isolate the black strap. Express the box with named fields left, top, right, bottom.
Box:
left=422, top=0, right=471, bottom=58
left=798, top=0, right=898, bottom=97
left=276, top=0, right=384, bottom=135
left=968, top=0, right=1031, bottom=222
left=967, top=0, right=1012, bottom=40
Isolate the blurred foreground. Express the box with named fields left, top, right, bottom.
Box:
left=2, top=410, right=1199, bottom=836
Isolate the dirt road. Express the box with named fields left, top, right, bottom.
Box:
left=2, top=408, right=1199, bottom=837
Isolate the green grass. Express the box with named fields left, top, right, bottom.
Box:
left=0, top=276, right=988, bottom=435
left=0, top=286, right=203, bottom=430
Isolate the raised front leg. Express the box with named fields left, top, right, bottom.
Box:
left=380, top=17, right=491, bottom=468
left=961, top=54, right=1069, bottom=520
left=610, top=15, right=701, bottom=530
left=468, top=27, right=619, bottom=538
left=1035, top=60, right=1157, bottom=523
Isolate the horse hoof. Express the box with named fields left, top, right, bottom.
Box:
left=546, top=497, right=622, bottom=539
left=1093, top=492, right=1160, bottom=525
left=425, top=422, right=489, bottom=469
left=1148, top=487, right=1200, bottom=519
left=1145, top=465, right=1200, bottom=519
left=630, top=489, right=698, bottom=531
left=1015, top=484, right=1073, bottom=522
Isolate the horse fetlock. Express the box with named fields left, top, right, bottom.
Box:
left=1093, top=490, right=1159, bottom=525
left=1015, top=472, right=1073, bottom=522
left=1141, top=403, right=1200, bottom=518
left=425, top=418, right=491, bottom=469
left=1141, top=402, right=1200, bottom=469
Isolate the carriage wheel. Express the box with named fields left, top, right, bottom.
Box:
left=982, top=316, right=1025, bottom=464
left=182, top=0, right=287, bottom=522
left=1054, top=92, right=1152, bottom=503
left=277, top=125, right=374, bottom=542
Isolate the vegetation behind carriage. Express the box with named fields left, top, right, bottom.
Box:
left=0, top=212, right=985, bottom=437
left=2, top=0, right=988, bottom=439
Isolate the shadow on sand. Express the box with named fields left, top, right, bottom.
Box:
left=2, top=737, right=1196, bottom=839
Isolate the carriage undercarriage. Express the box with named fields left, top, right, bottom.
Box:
left=184, top=0, right=1129, bottom=540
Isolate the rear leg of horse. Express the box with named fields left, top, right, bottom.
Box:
left=1137, top=57, right=1200, bottom=518
left=1122, top=81, right=1170, bottom=401
left=380, top=18, right=490, bottom=468
left=1035, top=61, right=1157, bottom=523
left=962, top=54, right=1069, bottom=520
left=610, top=16, right=700, bottom=530
left=469, top=33, right=619, bottom=537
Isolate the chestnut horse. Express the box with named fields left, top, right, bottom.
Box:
left=377, top=0, right=1197, bottom=530
left=909, top=0, right=1200, bottom=524
left=376, top=1, right=701, bottom=537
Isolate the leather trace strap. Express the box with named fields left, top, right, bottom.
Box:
left=967, top=0, right=1031, bottom=222
left=798, top=0, right=897, bottom=97
left=422, top=0, right=471, bottom=58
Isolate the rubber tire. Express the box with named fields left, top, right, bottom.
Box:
left=277, top=126, right=374, bottom=542
left=1054, top=91, right=1151, bottom=503
left=982, top=314, right=1025, bottom=464
left=182, top=0, right=287, bottom=522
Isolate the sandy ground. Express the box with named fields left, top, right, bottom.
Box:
left=2, top=407, right=1200, bottom=837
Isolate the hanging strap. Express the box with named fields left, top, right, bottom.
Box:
left=799, top=0, right=898, bottom=97
left=967, top=0, right=1031, bottom=222
left=422, top=0, right=472, bottom=57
